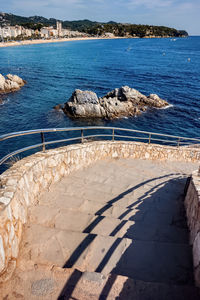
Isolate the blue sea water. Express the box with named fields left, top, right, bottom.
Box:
left=0, top=36, right=200, bottom=168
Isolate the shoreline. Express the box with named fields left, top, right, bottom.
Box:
left=0, top=35, right=184, bottom=48
left=0, top=36, right=125, bottom=48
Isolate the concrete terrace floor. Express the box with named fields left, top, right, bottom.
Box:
left=1, top=158, right=200, bottom=299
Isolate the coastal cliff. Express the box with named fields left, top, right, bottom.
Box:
left=63, top=86, right=168, bottom=119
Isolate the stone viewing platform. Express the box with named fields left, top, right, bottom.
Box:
left=0, top=138, right=200, bottom=299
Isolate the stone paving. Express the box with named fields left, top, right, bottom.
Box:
left=1, top=158, right=200, bottom=299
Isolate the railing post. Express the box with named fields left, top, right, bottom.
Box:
left=112, top=128, right=115, bottom=142
left=81, top=129, right=84, bottom=143
left=41, top=132, right=45, bottom=152
left=177, top=138, right=180, bottom=147
left=148, top=133, right=151, bottom=144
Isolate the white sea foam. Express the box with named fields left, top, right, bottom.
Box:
left=159, top=104, right=174, bottom=110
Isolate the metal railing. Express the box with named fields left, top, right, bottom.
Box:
left=0, top=126, right=200, bottom=168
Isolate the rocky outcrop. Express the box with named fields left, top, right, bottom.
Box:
left=0, top=74, right=26, bottom=94
left=63, top=86, right=169, bottom=119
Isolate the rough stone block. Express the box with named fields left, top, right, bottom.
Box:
left=0, top=235, right=5, bottom=273
left=193, top=232, right=200, bottom=268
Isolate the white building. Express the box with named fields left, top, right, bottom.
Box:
left=56, top=21, right=62, bottom=37
left=40, top=26, right=58, bottom=38
left=40, top=27, right=51, bottom=38
left=0, top=26, right=12, bottom=38
left=0, top=25, right=34, bottom=39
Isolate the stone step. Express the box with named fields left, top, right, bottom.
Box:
left=83, top=216, right=189, bottom=244
left=39, top=178, right=183, bottom=211
left=58, top=271, right=200, bottom=300
left=79, top=198, right=182, bottom=221
left=2, top=264, right=199, bottom=300
left=37, top=188, right=187, bottom=230
left=20, top=224, right=194, bottom=285
left=29, top=205, right=189, bottom=244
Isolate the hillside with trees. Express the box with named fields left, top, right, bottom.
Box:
left=0, top=12, right=188, bottom=38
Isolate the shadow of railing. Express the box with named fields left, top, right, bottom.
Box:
left=58, top=173, right=193, bottom=299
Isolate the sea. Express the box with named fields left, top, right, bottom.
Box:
left=0, top=36, right=200, bottom=171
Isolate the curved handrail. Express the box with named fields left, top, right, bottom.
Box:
left=1, top=126, right=200, bottom=142
left=0, top=126, right=200, bottom=168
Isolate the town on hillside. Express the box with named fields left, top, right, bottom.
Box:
left=0, top=12, right=188, bottom=42
left=0, top=21, right=87, bottom=41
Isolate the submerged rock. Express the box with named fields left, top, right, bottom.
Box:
left=53, top=104, right=63, bottom=111
left=0, top=74, right=26, bottom=94
left=63, top=86, right=169, bottom=119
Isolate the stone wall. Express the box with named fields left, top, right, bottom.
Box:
left=185, top=170, right=200, bottom=286
left=0, top=140, right=200, bottom=281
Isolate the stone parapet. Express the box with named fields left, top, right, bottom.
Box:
left=0, top=140, right=200, bottom=281
left=185, top=171, right=200, bottom=286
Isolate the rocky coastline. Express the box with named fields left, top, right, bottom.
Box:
left=62, top=86, right=169, bottom=119
left=0, top=74, right=26, bottom=94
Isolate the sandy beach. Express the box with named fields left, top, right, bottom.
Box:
left=0, top=36, right=124, bottom=48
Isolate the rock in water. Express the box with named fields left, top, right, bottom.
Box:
left=63, top=86, right=169, bottom=119
left=145, top=94, right=169, bottom=108
left=0, top=74, right=26, bottom=94
left=64, top=89, right=103, bottom=118
left=69, top=89, right=99, bottom=104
